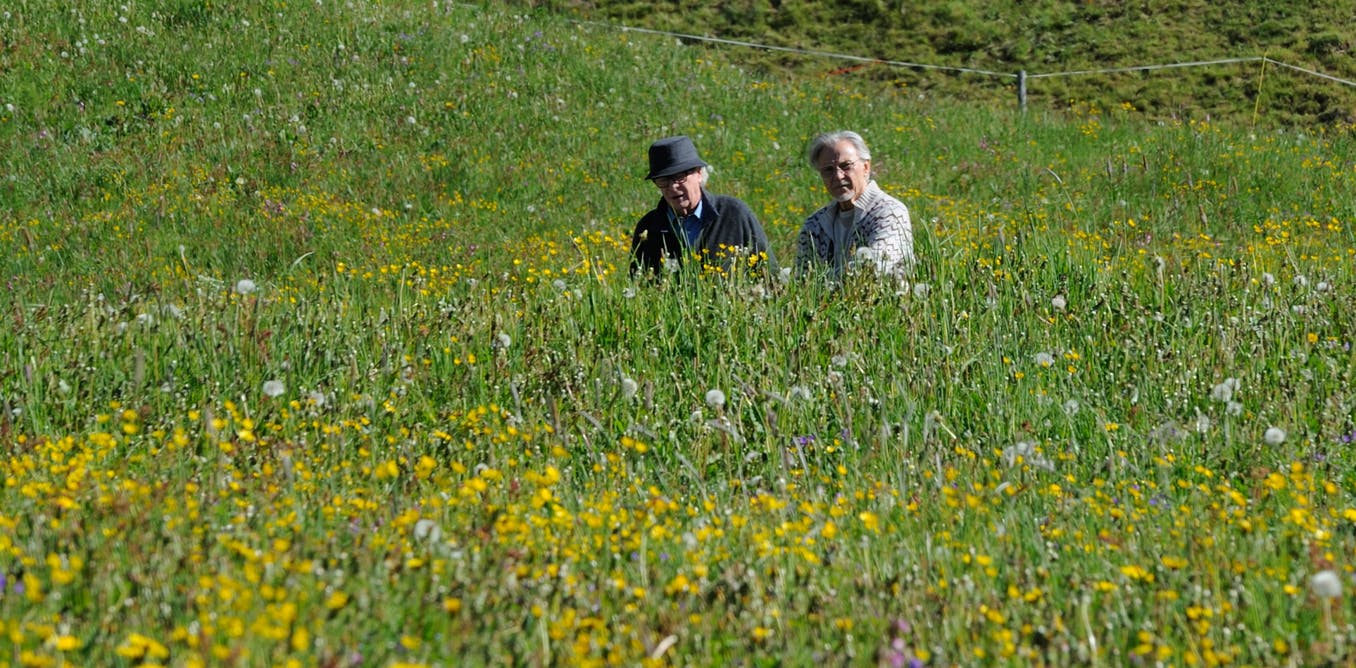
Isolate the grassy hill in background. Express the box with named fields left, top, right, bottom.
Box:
left=518, top=0, right=1356, bottom=127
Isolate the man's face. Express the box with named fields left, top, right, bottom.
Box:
left=654, top=168, right=703, bottom=217
left=816, top=140, right=871, bottom=208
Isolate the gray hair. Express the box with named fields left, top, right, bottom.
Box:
left=806, top=130, right=871, bottom=168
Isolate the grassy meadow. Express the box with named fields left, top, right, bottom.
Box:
left=3, top=1, right=1356, bottom=665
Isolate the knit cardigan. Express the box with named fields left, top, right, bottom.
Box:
left=794, top=180, right=915, bottom=279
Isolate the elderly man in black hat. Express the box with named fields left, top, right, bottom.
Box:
left=630, top=135, right=774, bottom=277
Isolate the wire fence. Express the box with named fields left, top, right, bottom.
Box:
left=572, top=18, right=1356, bottom=112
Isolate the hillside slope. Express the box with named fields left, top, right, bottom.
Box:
left=521, top=0, right=1356, bottom=127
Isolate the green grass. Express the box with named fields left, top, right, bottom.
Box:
left=519, top=0, right=1356, bottom=128
left=2, top=1, right=1356, bottom=665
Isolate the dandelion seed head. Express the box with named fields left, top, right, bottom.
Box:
left=413, top=519, right=442, bottom=543
left=1051, top=294, right=1066, bottom=311
left=1264, top=426, right=1286, bottom=446
left=620, top=377, right=638, bottom=400
left=1210, top=379, right=1237, bottom=403
left=263, top=380, right=286, bottom=398
left=494, top=332, right=512, bottom=349
left=704, top=389, right=726, bottom=409
left=1311, top=569, right=1343, bottom=599
left=1034, top=352, right=1055, bottom=367
left=235, top=278, right=257, bottom=295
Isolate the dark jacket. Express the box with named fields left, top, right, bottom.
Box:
left=629, top=192, right=776, bottom=277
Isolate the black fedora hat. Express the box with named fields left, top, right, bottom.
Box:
left=645, top=135, right=709, bottom=180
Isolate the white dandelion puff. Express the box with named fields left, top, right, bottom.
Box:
left=1062, top=399, right=1080, bottom=416
left=620, top=377, right=639, bottom=400
left=704, top=389, right=726, bottom=409
left=1195, top=410, right=1211, bottom=433
left=1034, top=352, right=1055, bottom=367
left=1210, top=378, right=1238, bottom=403
left=413, top=519, right=443, bottom=543
left=788, top=385, right=813, bottom=403
left=235, top=278, right=257, bottom=295
left=1264, top=426, right=1286, bottom=446
left=262, top=380, right=286, bottom=398
left=1051, top=294, right=1066, bottom=311
left=494, top=332, right=512, bottom=349
left=1311, top=570, right=1343, bottom=599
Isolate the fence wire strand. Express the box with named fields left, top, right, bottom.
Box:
left=566, top=17, right=1356, bottom=91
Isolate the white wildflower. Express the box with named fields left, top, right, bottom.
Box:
left=620, top=377, right=639, bottom=400
left=262, top=380, right=286, bottom=398
left=1195, top=410, right=1211, bottom=433
left=494, top=332, right=512, bottom=349
left=1311, top=570, right=1343, bottom=599
left=1210, top=378, right=1239, bottom=403
left=1263, top=426, right=1286, bottom=446
left=704, top=389, right=726, bottom=409
left=234, top=278, right=257, bottom=295
left=413, top=519, right=443, bottom=543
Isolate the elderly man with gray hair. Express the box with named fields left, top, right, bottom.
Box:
left=630, top=135, right=774, bottom=277
left=795, top=130, right=915, bottom=279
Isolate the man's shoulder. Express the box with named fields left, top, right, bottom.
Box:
left=707, top=193, right=755, bottom=216
left=862, top=182, right=908, bottom=213
left=634, top=202, right=669, bottom=229
left=800, top=202, right=837, bottom=229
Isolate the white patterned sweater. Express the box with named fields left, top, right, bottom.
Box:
left=794, top=180, right=915, bottom=279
